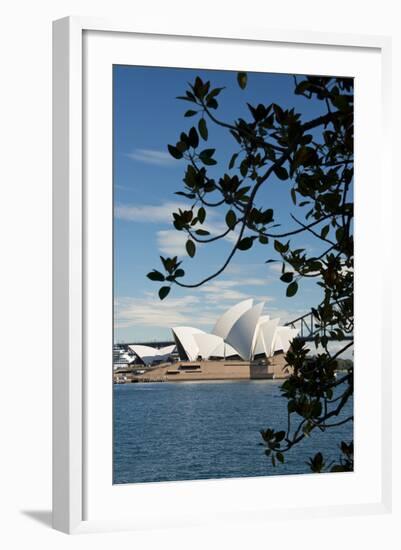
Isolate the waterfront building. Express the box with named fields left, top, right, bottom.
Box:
left=114, top=300, right=299, bottom=369
left=113, top=345, right=136, bottom=369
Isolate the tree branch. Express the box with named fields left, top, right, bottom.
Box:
left=174, top=111, right=346, bottom=289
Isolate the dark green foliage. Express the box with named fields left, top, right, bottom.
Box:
left=237, top=72, right=248, bottom=90
left=286, top=281, right=298, bottom=297
left=199, top=148, right=217, bottom=165
left=274, top=166, right=289, bottom=180
left=188, top=126, right=199, bottom=148
left=146, top=270, right=165, bottom=282
left=280, top=272, right=294, bottom=283
left=229, top=153, right=238, bottom=170
left=158, top=286, right=170, bottom=300
left=237, top=237, right=254, bottom=251
left=167, top=144, right=183, bottom=159
left=306, top=452, right=325, bottom=473
left=197, top=207, right=206, bottom=224
left=148, top=72, right=354, bottom=473
left=225, top=209, right=237, bottom=230
left=186, top=239, right=196, bottom=258
left=198, top=118, right=208, bottom=141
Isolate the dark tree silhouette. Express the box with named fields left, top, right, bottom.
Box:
left=147, top=72, right=354, bottom=472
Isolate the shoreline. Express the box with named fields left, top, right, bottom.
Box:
left=115, top=378, right=282, bottom=385
left=114, top=354, right=291, bottom=384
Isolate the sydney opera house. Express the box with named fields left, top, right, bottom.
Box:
left=123, top=299, right=298, bottom=367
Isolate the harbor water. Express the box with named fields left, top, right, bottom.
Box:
left=113, top=380, right=353, bottom=484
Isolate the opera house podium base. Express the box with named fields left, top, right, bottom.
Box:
left=116, top=352, right=292, bottom=383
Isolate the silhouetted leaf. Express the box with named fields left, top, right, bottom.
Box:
left=280, top=272, right=294, bottom=283
left=198, top=118, right=208, bottom=141
left=199, top=149, right=217, bottom=166
left=167, top=144, right=183, bottom=159
left=206, top=97, right=218, bottom=109
left=237, top=237, right=253, bottom=251
left=321, top=225, right=330, bottom=240
left=237, top=72, right=247, bottom=90
left=206, top=87, right=225, bottom=101
left=276, top=452, right=284, bottom=463
left=158, top=286, right=171, bottom=300
left=286, top=281, right=299, bottom=297
left=274, top=240, right=289, bottom=253
left=225, top=209, right=237, bottom=230
left=188, top=127, right=199, bottom=148
left=147, top=270, right=165, bottom=282
left=229, top=153, right=238, bottom=170
left=176, top=140, right=188, bottom=153
left=198, top=207, right=206, bottom=224
left=274, top=165, right=289, bottom=180
left=240, top=159, right=249, bottom=177
left=186, top=239, right=196, bottom=258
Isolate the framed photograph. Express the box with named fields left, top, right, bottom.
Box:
left=53, top=17, right=392, bottom=534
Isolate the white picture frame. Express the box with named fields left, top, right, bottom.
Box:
left=52, top=16, right=392, bottom=534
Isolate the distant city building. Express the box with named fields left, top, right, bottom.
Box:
left=113, top=345, right=136, bottom=367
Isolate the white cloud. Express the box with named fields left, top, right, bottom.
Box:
left=116, top=206, right=236, bottom=257
left=263, top=308, right=301, bottom=326
left=115, top=294, right=215, bottom=330
left=126, top=148, right=177, bottom=166
left=198, top=278, right=273, bottom=304
left=116, top=278, right=274, bottom=332
left=155, top=224, right=237, bottom=257
left=157, top=230, right=187, bottom=256
left=154, top=219, right=239, bottom=257
left=225, top=263, right=263, bottom=276
left=199, top=280, right=239, bottom=292
left=204, top=288, right=249, bottom=302
left=268, top=262, right=283, bottom=274
left=199, top=278, right=267, bottom=293
left=115, top=286, right=275, bottom=334
left=115, top=201, right=186, bottom=224
left=115, top=200, right=240, bottom=255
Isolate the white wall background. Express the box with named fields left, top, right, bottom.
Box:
left=0, top=1, right=399, bottom=548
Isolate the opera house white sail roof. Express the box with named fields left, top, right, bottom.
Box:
left=224, top=301, right=265, bottom=361
left=123, top=300, right=299, bottom=367
left=128, top=344, right=175, bottom=366
left=171, top=326, right=206, bottom=362
left=212, top=298, right=253, bottom=340
left=172, top=299, right=299, bottom=362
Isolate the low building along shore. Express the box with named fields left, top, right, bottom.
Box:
left=114, top=353, right=291, bottom=384
left=114, top=299, right=299, bottom=383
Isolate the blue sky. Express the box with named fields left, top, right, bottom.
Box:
left=113, top=65, right=335, bottom=345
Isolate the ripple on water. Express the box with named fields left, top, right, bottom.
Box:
left=113, top=380, right=353, bottom=484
